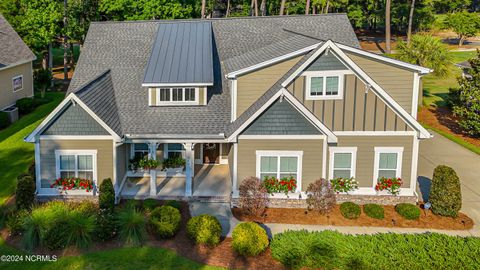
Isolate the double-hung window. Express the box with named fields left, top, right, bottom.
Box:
left=304, top=71, right=349, bottom=100
left=329, top=147, right=357, bottom=179
left=55, top=150, right=97, bottom=181
left=256, top=151, right=303, bottom=192
left=374, top=147, right=403, bottom=180
left=158, top=87, right=198, bottom=104
left=132, top=143, right=149, bottom=160
left=165, top=143, right=185, bottom=159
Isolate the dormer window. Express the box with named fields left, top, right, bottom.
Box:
left=149, top=87, right=206, bottom=106
left=304, top=71, right=351, bottom=100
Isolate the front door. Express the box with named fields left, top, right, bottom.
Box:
left=203, top=143, right=219, bottom=164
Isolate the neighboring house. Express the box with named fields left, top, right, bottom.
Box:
left=0, top=14, right=35, bottom=111
left=25, top=15, right=432, bottom=205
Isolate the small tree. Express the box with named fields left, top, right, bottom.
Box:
left=34, top=68, right=52, bottom=98
left=15, top=173, right=35, bottom=211
left=396, top=34, right=452, bottom=78
left=429, top=165, right=462, bottom=217
left=238, top=177, right=269, bottom=217
left=99, top=178, right=115, bottom=213
left=451, top=50, right=480, bottom=137
left=445, top=11, right=480, bottom=46
left=306, top=179, right=336, bottom=214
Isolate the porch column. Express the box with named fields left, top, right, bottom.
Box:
left=148, top=142, right=158, bottom=197
left=183, top=143, right=194, bottom=197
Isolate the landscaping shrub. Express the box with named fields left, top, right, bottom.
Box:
left=238, top=176, right=268, bottom=217
left=187, top=214, right=222, bottom=247
left=149, top=206, right=181, bottom=239
left=232, top=222, right=269, bottom=256
left=271, top=230, right=480, bottom=269
left=15, top=173, right=35, bottom=211
left=73, top=200, right=98, bottom=216
left=6, top=209, right=29, bottom=235
left=16, top=98, right=35, bottom=114
left=429, top=165, right=462, bottom=217
left=164, top=200, right=182, bottom=211
left=65, top=211, right=95, bottom=249
left=99, top=178, right=115, bottom=213
left=95, top=209, right=117, bottom=241
left=306, top=179, right=336, bottom=214
left=142, top=198, right=159, bottom=211
left=0, top=111, right=9, bottom=129
left=395, top=203, right=421, bottom=220
left=124, top=199, right=142, bottom=210
left=117, top=207, right=146, bottom=246
left=340, top=202, right=361, bottom=219
left=363, top=204, right=384, bottom=220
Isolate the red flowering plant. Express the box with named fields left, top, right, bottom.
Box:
left=51, top=177, right=94, bottom=193
left=330, top=177, right=359, bottom=194
left=262, top=176, right=297, bottom=195
left=375, top=177, right=402, bottom=195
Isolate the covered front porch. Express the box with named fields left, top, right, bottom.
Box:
left=117, top=141, right=232, bottom=200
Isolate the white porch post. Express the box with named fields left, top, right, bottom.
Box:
left=184, top=143, right=194, bottom=197
left=148, top=142, right=158, bottom=197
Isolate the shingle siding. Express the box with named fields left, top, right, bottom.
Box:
left=306, top=52, right=348, bottom=71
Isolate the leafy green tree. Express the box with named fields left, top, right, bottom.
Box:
left=396, top=34, right=452, bottom=77
left=445, top=11, right=480, bottom=46
left=34, top=68, right=52, bottom=98
left=99, top=0, right=194, bottom=21
left=433, top=0, right=471, bottom=13
left=66, top=0, right=99, bottom=45
left=451, top=50, right=480, bottom=137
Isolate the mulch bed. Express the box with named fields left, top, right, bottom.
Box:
left=418, top=106, right=480, bottom=148
left=232, top=205, right=474, bottom=230
left=2, top=201, right=285, bottom=270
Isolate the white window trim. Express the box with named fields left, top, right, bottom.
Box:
left=255, top=150, right=303, bottom=192
left=155, top=87, right=199, bottom=106
left=373, top=147, right=403, bottom=188
left=54, top=149, right=98, bottom=184
left=12, top=75, right=23, bottom=92
left=303, top=70, right=351, bottom=100
left=164, top=143, right=186, bottom=159
left=130, top=143, right=149, bottom=159
left=328, top=147, right=357, bottom=180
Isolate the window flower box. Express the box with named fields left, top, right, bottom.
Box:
left=375, top=177, right=402, bottom=195
left=330, top=177, right=359, bottom=194
left=263, top=176, right=297, bottom=196
left=51, top=177, right=94, bottom=193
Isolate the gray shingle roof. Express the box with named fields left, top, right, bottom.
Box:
left=68, top=14, right=358, bottom=138
left=143, top=21, right=214, bottom=86
left=0, top=14, right=35, bottom=68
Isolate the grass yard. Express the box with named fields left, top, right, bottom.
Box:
left=0, top=240, right=222, bottom=270
left=0, top=92, right=64, bottom=206
left=422, top=50, right=477, bottom=107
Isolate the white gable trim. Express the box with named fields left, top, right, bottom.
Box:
left=25, top=93, right=122, bottom=143
left=281, top=40, right=432, bottom=139
left=227, top=88, right=338, bottom=143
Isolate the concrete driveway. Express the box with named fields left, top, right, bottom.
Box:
left=418, top=131, right=480, bottom=232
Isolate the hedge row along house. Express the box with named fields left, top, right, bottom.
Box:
left=25, top=14, right=432, bottom=206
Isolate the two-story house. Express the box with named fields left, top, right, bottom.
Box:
left=25, top=14, right=432, bottom=205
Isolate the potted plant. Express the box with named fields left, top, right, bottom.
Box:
left=138, top=158, right=159, bottom=171
left=330, top=177, right=359, bottom=194
left=162, top=156, right=186, bottom=173
left=262, top=176, right=297, bottom=196
left=375, top=177, right=402, bottom=195
left=50, top=177, right=94, bottom=193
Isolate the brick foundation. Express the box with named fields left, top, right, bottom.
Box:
left=232, top=194, right=418, bottom=208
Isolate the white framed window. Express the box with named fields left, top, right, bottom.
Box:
left=304, top=71, right=351, bottom=100
left=156, top=87, right=199, bottom=105
left=329, top=147, right=357, bottom=179
left=55, top=150, right=97, bottom=181
left=256, top=151, right=303, bottom=192
left=373, top=147, right=403, bottom=182
left=131, top=143, right=149, bottom=160
left=12, top=75, right=23, bottom=92
left=164, top=143, right=185, bottom=159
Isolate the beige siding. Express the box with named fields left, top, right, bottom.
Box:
left=199, top=87, right=207, bottom=105
left=149, top=88, right=157, bottom=106
left=331, top=136, right=414, bottom=188
left=236, top=56, right=302, bottom=116
left=287, top=75, right=411, bottom=131
left=345, top=52, right=414, bottom=113
left=237, top=139, right=323, bottom=191
left=116, top=144, right=127, bottom=188
left=39, top=139, right=114, bottom=188
left=0, top=62, right=34, bottom=109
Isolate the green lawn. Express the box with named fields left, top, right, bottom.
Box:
left=0, top=92, right=64, bottom=206
left=422, top=50, right=476, bottom=107
left=0, top=240, right=222, bottom=270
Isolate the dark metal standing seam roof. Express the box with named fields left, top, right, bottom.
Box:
left=143, top=21, right=214, bottom=86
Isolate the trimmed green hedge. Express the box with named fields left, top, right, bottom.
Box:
left=429, top=165, right=462, bottom=217
left=0, top=111, right=9, bottom=129
left=232, top=222, right=269, bottom=256
left=363, top=204, right=385, bottom=220
left=270, top=230, right=480, bottom=269
left=339, top=202, right=361, bottom=219
left=187, top=214, right=222, bottom=247
left=149, top=206, right=181, bottom=239
left=395, top=203, right=421, bottom=220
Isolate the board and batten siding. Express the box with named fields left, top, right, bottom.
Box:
left=116, top=143, right=127, bottom=189
left=345, top=52, right=415, bottom=113
left=288, top=75, right=411, bottom=132
left=236, top=139, right=323, bottom=191
left=0, top=62, right=34, bottom=110
left=236, top=56, right=302, bottom=117
left=39, top=139, right=114, bottom=188
left=331, top=136, right=414, bottom=188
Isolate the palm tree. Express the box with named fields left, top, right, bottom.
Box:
left=226, top=0, right=231, bottom=17
left=306, top=0, right=310, bottom=14
left=407, top=0, right=416, bottom=45
left=201, top=0, right=206, bottom=18
left=385, top=0, right=391, bottom=53
left=280, top=0, right=286, bottom=15
left=63, top=0, right=68, bottom=81
left=260, top=0, right=267, bottom=16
